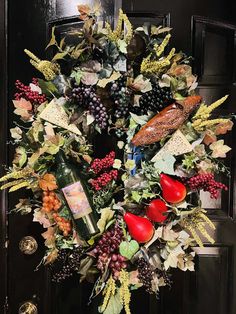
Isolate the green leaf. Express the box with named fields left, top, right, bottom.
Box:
left=119, top=240, right=139, bottom=260
left=46, top=26, right=57, bottom=50
left=38, top=79, right=59, bottom=97
left=130, top=112, right=149, bottom=126
left=97, top=207, right=115, bottom=233
left=71, top=70, right=83, bottom=85
left=52, top=51, right=69, bottom=61
left=124, top=159, right=135, bottom=171
left=59, top=37, right=66, bottom=49
left=131, top=191, right=142, bottom=203
left=99, top=291, right=123, bottom=314
left=154, top=153, right=176, bottom=175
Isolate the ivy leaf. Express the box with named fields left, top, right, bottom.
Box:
left=131, top=191, right=142, bottom=203
left=71, top=70, right=83, bottom=85
left=154, top=153, right=176, bottom=175
left=209, top=140, right=231, bottom=158
left=130, top=112, right=149, bottom=126
left=119, top=240, right=139, bottom=260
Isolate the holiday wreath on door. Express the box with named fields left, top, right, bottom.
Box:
left=1, top=4, right=234, bottom=314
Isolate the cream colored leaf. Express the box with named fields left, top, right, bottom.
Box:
left=97, top=207, right=115, bottom=233
left=97, top=72, right=121, bottom=88
left=209, top=140, right=231, bottom=158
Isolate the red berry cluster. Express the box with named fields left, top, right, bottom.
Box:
left=91, top=170, right=118, bottom=191
left=90, top=151, right=115, bottom=174
left=187, top=173, right=228, bottom=199
left=14, top=79, right=47, bottom=104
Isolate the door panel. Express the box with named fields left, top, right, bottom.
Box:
left=2, top=0, right=236, bottom=313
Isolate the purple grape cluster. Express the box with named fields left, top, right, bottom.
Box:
left=71, top=84, right=108, bottom=129
left=110, top=76, right=131, bottom=119
left=92, top=224, right=127, bottom=279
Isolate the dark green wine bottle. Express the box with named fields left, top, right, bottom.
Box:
left=55, top=150, right=99, bottom=240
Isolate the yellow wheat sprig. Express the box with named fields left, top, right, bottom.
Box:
left=119, top=270, right=131, bottom=314
left=100, top=276, right=116, bottom=312
left=24, top=49, right=60, bottom=80
left=154, top=34, right=171, bottom=57
left=0, top=179, right=25, bottom=190
left=0, top=168, right=33, bottom=182
left=9, top=181, right=29, bottom=192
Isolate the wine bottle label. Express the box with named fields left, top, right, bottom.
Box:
left=62, top=181, right=92, bottom=219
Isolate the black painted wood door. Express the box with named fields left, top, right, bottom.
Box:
left=1, top=0, right=236, bottom=313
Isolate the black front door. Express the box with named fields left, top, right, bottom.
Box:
left=1, top=0, right=236, bottom=313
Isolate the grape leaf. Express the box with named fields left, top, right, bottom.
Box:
left=119, top=240, right=139, bottom=260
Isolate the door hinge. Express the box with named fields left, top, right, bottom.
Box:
left=4, top=296, right=9, bottom=313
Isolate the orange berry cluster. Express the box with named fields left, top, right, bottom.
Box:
left=42, top=190, right=62, bottom=212
left=52, top=212, right=72, bottom=237
left=42, top=190, right=72, bottom=237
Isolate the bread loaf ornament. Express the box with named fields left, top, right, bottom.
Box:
left=131, top=95, right=202, bottom=146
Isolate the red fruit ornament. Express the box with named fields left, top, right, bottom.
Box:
left=160, top=173, right=186, bottom=204
left=124, top=212, right=154, bottom=243
left=146, top=199, right=168, bottom=223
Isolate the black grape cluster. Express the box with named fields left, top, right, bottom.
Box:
left=51, top=247, right=84, bottom=283
left=71, top=84, right=108, bottom=129
left=137, top=257, right=154, bottom=294
left=110, top=76, right=131, bottom=119
left=130, top=85, right=173, bottom=115
left=156, top=269, right=172, bottom=288
left=92, top=224, right=127, bottom=279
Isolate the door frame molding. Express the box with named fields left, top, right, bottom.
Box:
left=0, top=0, right=8, bottom=312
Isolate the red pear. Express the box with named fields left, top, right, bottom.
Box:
left=146, top=199, right=168, bottom=222
left=160, top=173, right=186, bottom=204
left=124, top=212, right=154, bottom=243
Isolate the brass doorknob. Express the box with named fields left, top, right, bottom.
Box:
left=18, top=301, right=38, bottom=314
left=19, top=236, right=38, bottom=255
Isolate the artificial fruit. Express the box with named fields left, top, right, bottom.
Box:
left=124, top=212, right=154, bottom=243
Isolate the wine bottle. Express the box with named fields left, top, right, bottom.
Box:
left=55, top=150, right=99, bottom=240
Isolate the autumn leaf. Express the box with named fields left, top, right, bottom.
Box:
left=42, top=227, right=56, bottom=248
left=128, top=75, right=152, bottom=93
left=215, top=120, right=234, bottom=135
left=203, top=130, right=217, bottom=145
left=39, top=173, right=58, bottom=191
left=13, top=98, right=33, bottom=121
left=77, top=4, right=91, bottom=20
left=33, top=209, right=51, bottom=228
left=44, top=248, right=58, bottom=264
left=209, top=140, right=231, bottom=158
left=13, top=98, right=32, bottom=111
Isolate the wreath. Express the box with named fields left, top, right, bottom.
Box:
left=1, top=4, right=234, bottom=314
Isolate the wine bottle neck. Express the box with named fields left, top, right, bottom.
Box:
left=55, top=150, right=67, bottom=165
